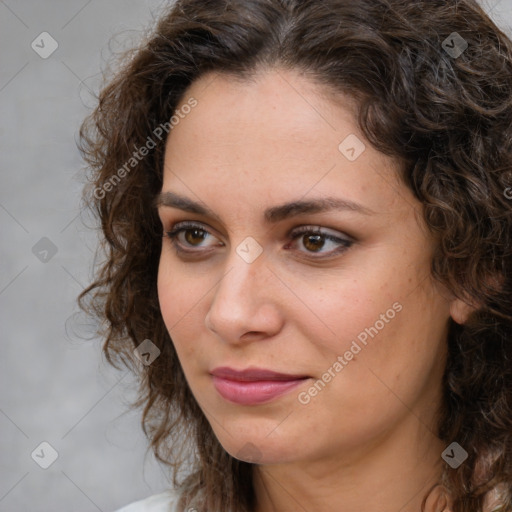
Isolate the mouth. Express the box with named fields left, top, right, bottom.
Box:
left=210, top=367, right=310, bottom=405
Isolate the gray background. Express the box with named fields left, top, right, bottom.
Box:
left=1, top=1, right=511, bottom=511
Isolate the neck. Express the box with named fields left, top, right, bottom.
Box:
left=252, top=419, right=450, bottom=512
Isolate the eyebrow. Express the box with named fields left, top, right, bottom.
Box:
left=154, top=191, right=375, bottom=224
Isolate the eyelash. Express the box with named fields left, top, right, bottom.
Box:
left=163, top=221, right=354, bottom=259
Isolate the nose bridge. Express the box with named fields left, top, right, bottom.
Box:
left=205, top=243, right=278, bottom=339
left=214, top=246, right=267, bottom=310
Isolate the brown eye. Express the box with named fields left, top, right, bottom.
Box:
left=287, top=226, right=353, bottom=258
left=302, top=234, right=325, bottom=252
left=164, top=222, right=353, bottom=260
left=183, top=228, right=208, bottom=246
left=164, top=222, right=221, bottom=255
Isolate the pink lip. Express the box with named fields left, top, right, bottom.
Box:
left=211, top=367, right=309, bottom=405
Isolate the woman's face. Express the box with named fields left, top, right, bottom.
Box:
left=156, top=68, right=460, bottom=467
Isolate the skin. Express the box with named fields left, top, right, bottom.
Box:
left=156, top=68, right=472, bottom=512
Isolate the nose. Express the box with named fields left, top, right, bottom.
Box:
left=204, top=248, right=284, bottom=344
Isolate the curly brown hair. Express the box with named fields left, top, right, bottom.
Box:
left=78, top=0, right=512, bottom=510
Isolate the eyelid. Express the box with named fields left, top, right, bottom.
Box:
left=162, top=218, right=222, bottom=238
left=289, top=224, right=353, bottom=241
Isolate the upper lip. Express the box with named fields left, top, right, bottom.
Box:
left=210, top=367, right=309, bottom=382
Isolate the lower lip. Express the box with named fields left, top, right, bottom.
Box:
left=212, top=376, right=307, bottom=405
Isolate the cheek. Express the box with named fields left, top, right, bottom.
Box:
left=157, top=277, right=202, bottom=379
left=303, top=265, right=448, bottom=388
left=283, top=267, right=397, bottom=357
left=157, top=257, right=178, bottom=327
left=157, top=254, right=203, bottom=351
left=326, top=286, right=448, bottom=420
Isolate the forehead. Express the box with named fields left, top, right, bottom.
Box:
left=170, top=68, right=361, bottom=148
left=162, top=68, right=413, bottom=220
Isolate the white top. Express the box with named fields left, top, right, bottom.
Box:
left=114, top=490, right=180, bottom=512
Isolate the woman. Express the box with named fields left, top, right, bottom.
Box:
left=78, top=0, right=512, bottom=511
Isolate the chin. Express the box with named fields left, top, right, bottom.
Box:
left=214, top=430, right=303, bottom=465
